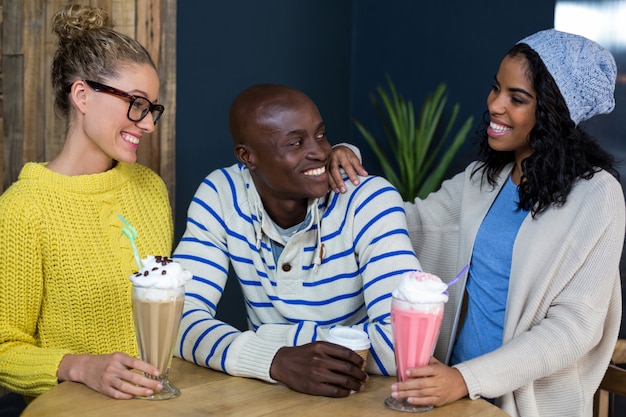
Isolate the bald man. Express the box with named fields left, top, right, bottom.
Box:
left=173, top=84, right=421, bottom=397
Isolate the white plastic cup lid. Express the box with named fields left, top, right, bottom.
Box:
left=327, top=326, right=370, bottom=351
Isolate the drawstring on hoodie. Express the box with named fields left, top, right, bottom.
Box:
left=255, top=226, right=263, bottom=250
left=312, top=206, right=324, bottom=271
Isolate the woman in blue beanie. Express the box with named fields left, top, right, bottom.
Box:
left=329, top=29, right=624, bottom=416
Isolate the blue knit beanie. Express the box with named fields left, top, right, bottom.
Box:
left=518, top=29, right=617, bottom=126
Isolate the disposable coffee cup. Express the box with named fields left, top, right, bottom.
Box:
left=327, top=326, right=370, bottom=368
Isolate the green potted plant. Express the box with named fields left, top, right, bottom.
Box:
left=354, top=75, right=473, bottom=201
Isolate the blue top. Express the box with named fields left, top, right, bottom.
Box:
left=451, top=176, right=529, bottom=365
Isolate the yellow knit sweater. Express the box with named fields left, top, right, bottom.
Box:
left=0, top=162, right=173, bottom=397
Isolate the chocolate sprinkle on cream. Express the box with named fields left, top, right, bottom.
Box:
left=132, top=256, right=175, bottom=275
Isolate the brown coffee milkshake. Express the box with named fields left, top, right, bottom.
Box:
left=132, top=288, right=184, bottom=374
left=129, top=255, right=192, bottom=400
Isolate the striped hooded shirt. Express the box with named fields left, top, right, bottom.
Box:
left=173, top=163, right=421, bottom=382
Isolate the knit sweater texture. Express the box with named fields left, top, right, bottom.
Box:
left=406, top=162, right=624, bottom=417
left=0, top=162, right=173, bottom=397
left=173, top=163, right=421, bottom=382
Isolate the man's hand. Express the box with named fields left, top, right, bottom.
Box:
left=328, top=146, right=367, bottom=194
left=270, top=342, right=367, bottom=397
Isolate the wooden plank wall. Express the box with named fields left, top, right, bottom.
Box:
left=0, top=0, right=177, bottom=212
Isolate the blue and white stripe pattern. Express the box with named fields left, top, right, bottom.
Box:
left=173, top=163, right=421, bottom=382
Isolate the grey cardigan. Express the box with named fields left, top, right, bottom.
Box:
left=406, top=162, right=624, bottom=417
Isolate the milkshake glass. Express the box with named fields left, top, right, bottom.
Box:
left=130, top=255, right=191, bottom=400
left=384, top=271, right=448, bottom=413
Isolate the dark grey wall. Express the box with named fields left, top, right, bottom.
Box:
left=176, top=1, right=352, bottom=242
left=349, top=1, right=556, bottom=175
left=176, top=0, right=558, bottom=235
left=176, top=1, right=352, bottom=329
left=175, top=1, right=555, bottom=330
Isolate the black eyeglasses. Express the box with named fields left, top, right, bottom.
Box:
left=84, top=80, right=165, bottom=125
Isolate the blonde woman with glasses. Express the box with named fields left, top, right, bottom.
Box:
left=0, top=4, right=172, bottom=407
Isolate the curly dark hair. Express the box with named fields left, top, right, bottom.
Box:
left=472, top=43, right=618, bottom=217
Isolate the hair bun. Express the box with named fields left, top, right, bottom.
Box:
left=52, top=4, right=114, bottom=44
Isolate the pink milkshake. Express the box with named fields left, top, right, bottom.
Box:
left=385, top=271, right=448, bottom=413
left=391, top=298, right=444, bottom=380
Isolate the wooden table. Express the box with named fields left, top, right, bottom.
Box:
left=22, top=358, right=508, bottom=417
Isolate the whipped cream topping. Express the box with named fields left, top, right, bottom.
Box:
left=392, top=270, right=449, bottom=304
left=129, top=255, right=192, bottom=289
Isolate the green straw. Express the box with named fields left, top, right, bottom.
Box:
left=118, top=214, right=143, bottom=270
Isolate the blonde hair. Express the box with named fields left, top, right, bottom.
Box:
left=51, top=4, right=157, bottom=117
